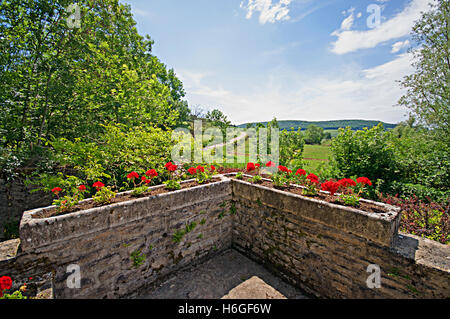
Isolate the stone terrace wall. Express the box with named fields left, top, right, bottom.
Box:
left=16, top=178, right=233, bottom=298
left=1, top=175, right=449, bottom=299
left=231, top=179, right=450, bottom=299
left=0, top=177, right=52, bottom=240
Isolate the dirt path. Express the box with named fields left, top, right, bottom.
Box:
left=203, top=131, right=247, bottom=152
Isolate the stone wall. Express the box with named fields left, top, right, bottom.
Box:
left=15, top=177, right=233, bottom=298
left=1, top=175, right=449, bottom=299
left=231, top=178, right=450, bottom=299
left=0, top=177, right=52, bottom=240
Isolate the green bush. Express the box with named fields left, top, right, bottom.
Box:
left=330, top=124, right=397, bottom=185
left=28, top=123, right=172, bottom=191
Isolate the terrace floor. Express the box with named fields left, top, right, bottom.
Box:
left=135, top=249, right=310, bottom=299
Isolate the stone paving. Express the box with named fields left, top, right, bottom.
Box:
left=136, top=249, right=309, bottom=299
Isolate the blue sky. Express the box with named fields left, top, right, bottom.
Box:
left=122, top=0, right=433, bottom=125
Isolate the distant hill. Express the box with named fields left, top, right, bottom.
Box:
left=237, top=119, right=397, bottom=131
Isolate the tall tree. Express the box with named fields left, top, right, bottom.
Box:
left=398, top=0, right=449, bottom=137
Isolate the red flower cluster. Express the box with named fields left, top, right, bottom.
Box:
left=356, top=177, right=372, bottom=186
left=146, top=169, right=158, bottom=178
left=188, top=167, right=197, bottom=175
left=307, top=173, right=319, bottom=184
left=196, top=165, right=205, bottom=173
left=51, top=187, right=62, bottom=195
left=278, top=165, right=289, bottom=173
left=321, top=181, right=340, bottom=196
left=266, top=161, right=276, bottom=167
left=165, top=162, right=177, bottom=172
left=92, top=181, right=105, bottom=190
left=296, top=169, right=306, bottom=176
left=127, top=171, right=139, bottom=180
left=210, top=165, right=216, bottom=172
left=246, top=162, right=256, bottom=172
left=0, top=276, right=12, bottom=297
left=338, top=178, right=356, bottom=187
left=78, top=185, right=86, bottom=191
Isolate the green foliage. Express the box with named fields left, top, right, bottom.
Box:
left=271, top=172, right=291, bottom=188
left=0, top=290, right=27, bottom=299
left=30, top=124, right=172, bottom=190
left=304, top=125, right=324, bottom=145
left=398, top=0, right=449, bottom=137
left=130, top=249, right=146, bottom=268
left=235, top=172, right=243, bottom=179
left=0, top=0, right=188, bottom=177
left=92, top=186, right=116, bottom=205
left=279, top=128, right=305, bottom=166
left=250, top=175, right=262, bottom=184
left=330, top=124, right=397, bottom=185
left=172, top=229, right=185, bottom=243
left=164, top=179, right=181, bottom=190
left=339, top=194, right=360, bottom=207
left=131, top=185, right=150, bottom=197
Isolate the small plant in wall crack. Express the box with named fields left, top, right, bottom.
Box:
left=130, top=249, right=146, bottom=268
left=172, top=221, right=197, bottom=243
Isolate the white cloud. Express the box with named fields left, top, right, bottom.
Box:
left=240, top=0, right=293, bottom=24
left=330, top=0, right=433, bottom=54
left=178, top=54, right=415, bottom=125
left=391, top=40, right=410, bottom=53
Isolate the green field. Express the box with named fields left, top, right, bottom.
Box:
left=302, top=144, right=331, bottom=174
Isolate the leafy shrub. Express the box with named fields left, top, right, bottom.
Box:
left=330, top=124, right=397, bottom=185
left=29, top=124, right=172, bottom=191
left=380, top=194, right=449, bottom=244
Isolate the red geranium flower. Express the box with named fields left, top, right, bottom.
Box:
left=0, top=276, right=12, bottom=291
left=51, top=187, right=62, bottom=194
left=188, top=167, right=197, bottom=175
left=168, top=164, right=177, bottom=172
left=78, top=185, right=86, bottom=192
left=296, top=169, right=306, bottom=176
left=266, top=161, right=276, bottom=167
left=210, top=165, right=216, bottom=172
left=141, top=176, right=147, bottom=181
left=246, top=162, right=256, bottom=172
left=92, top=181, right=105, bottom=190
left=144, top=179, right=151, bottom=184
left=278, top=165, right=289, bottom=173
left=255, top=163, right=260, bottom=168
left=127, top=171, right=139, bottom=180
left=165, top=162, right=173, bottom=169
left=146, top=169, right=158, bottom=178
left=196, top=165, right=205, bottom=173
left=356, top=177, right=372, bottom=186
left=338, top=178, right=356, bottom=187
left=307, top=173, right=319, bottom=183
left=321, top=181, right=340, bottom=196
